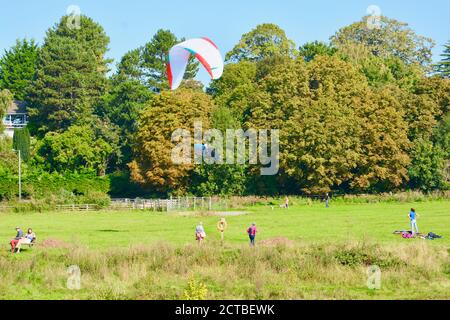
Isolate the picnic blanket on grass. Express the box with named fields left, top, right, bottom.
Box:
left=393, top=231, right=442, bottom=240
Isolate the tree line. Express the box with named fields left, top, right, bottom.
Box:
left=0, top=14, right=449, bottom=199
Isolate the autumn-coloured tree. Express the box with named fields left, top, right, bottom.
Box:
left=352, top=87, right=411, bottom=191
left=129, top=88, right=212, bottom=194
left=245, top=55, right=416, bottom=193
left=331, top=16, right=435, bottom=68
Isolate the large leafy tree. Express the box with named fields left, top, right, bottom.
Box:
left=98, top=75, right=153, bottom=167
left=352, top=86, right=411, bottom=191
left=331, top=16, right=435, bottom=68
left=246, top=55, right=412, bottom=193
left=190, top=105, right=247, bottom=196
left=337, top=42, right=423, bottom=89
left=433, top=113, right=450, bottom=159
left=401, top=77, right=450, bottom=142
left=208, top=61, right=258, bottom=121
left=129, top=88, right=212, bottom=194
left=413, top=76, right=449, bottom=120
left=28, top=15, right=110, bottom=136
left=246, top=56, right=362, bottom=193
left=408, top=139, right=447, bottom=191
left=0, top=39, right=39, bottom=101
left=430, top=113, right=450, bottom=189
left=226, top=23, right=297, bottom=62
left=287, top=56, right=366, bottom=193
left=298, top=41, right=336, bottom=62
left=34, top=125, right=113, bottom=175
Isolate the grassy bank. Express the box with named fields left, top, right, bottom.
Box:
left=0, top=241, right=448, bottom=299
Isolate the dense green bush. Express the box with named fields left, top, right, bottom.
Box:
left=0, top=171, right=110, bottom=203
left=25, top=171, right=110, bottom=198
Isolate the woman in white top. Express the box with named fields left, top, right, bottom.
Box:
left=16, top=228, right=36, bottom=252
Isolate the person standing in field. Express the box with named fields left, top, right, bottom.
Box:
left=284, top=196, right=289, bottom=209
left=409, top=208, right=419, bottom=235
left=325, top=193, right=330, bottom=208
left=195, top=222, right=206, bottom=244
left=247, top=223, right=257, bottom=247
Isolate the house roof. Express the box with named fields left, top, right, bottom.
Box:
left=6, top=100, right=27, bottom=114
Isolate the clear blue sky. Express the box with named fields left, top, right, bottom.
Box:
left=1, top=0, right=449, bottom=84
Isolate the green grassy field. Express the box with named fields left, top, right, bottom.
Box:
left=1, top=200, right=449, bottom=247
left=0, top=199, right=449, bottom=300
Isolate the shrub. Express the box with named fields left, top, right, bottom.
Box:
left=79, top=191, right=111, bottom=208
left=182, top=278, right=208, bottom=300
left=333, top=246, right=405, bottom=268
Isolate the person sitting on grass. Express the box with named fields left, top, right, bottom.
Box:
left=10, top=227, right=23, bottom=253
left=247, top=223, right=257, bottom=247
left=195, top=222, right=206, bottom=244
left=409, top=208, right=419, bottom=235
left=16, top=228, right=36, bottom=252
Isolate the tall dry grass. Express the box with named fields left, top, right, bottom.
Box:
left=0, top=241, right=448, bottom=300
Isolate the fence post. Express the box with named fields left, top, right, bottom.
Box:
left=208, top=197, right=212, bottom=211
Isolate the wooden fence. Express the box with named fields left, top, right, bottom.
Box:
left=55, top=204, right=99, bottom=211
left=0, top=197, right=221, bottom=212
left=109, top=197, right=214, bottom=211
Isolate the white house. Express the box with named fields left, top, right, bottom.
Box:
left=2, top=101, right=28, bottom=138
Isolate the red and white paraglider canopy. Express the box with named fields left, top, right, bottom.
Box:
left=167, top=37, right=224, bottom=90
